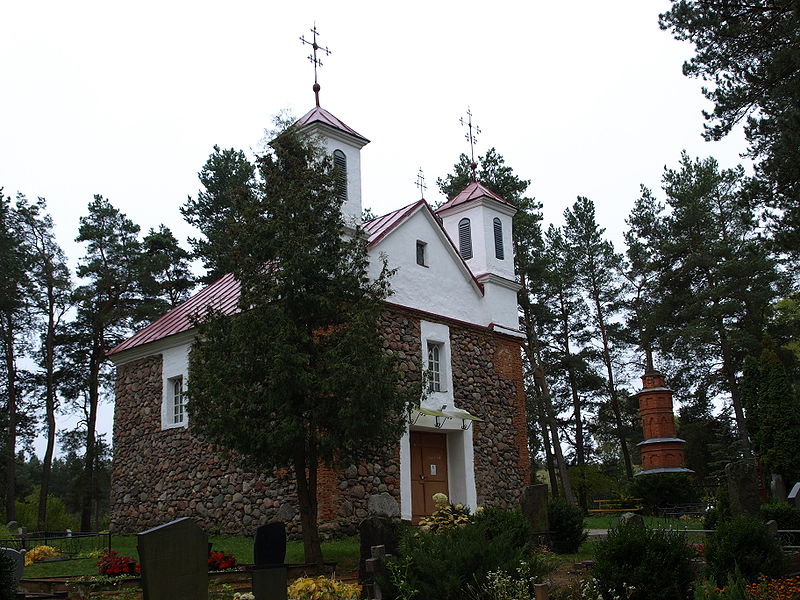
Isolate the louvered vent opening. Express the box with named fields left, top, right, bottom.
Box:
left=494, top=217, right=504, bottom=259
left=459, top=218, right=473, bottom=259
left=333, top=150, right=347, bottom=201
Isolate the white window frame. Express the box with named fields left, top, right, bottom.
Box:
left=162, top=344, right=190, bottom=430
left=427, top=343, right=443, bottom=392
left=421, top=321, right=453, bottom=406
left=169, top=376, right=186, bottom=425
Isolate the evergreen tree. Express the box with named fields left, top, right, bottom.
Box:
left=187, top=125, right=416, bottom=564
left=72, top=195, right=143, bottom=531
left=0, top=190, right=31, bottom=521
left=438, top=149, right=576, bottom=504
left=741, top=340, right=800, bottom=485
left=649, top=154, right=782, bottom=455
left=14, top=195, right=72, bottom=530
left=140, top=224, right=195, bottom=316
left=564, top=197, right=634, bottom=479
left=181, top=146, right=257, bottom=283
left=660, top=2, right=800, bottom=268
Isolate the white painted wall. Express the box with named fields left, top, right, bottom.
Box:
left=367, top=208, right=486, bottom=325
left=161, top=342, right=190, bottom=430
left=308, top=126, right=364, bottom=228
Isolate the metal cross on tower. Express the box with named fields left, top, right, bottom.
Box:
left=415, top=167, right=427, bottom=199
left=300, top=25, right=331, bottom=107
left=460, top=107, right=481, bottom=181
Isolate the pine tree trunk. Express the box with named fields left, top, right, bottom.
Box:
left=293, top=447, right=323, bottom=565
left=520, top=303, right=575, bottom=504
left=718, top=319, right=752, bottom=457
left=592, top=293, right=634, bottom=479
left=2, top=313, right=17, bottom=522
left=38, top=282, right=57, bottom=531
left=81, top=335, right=102, bottom=532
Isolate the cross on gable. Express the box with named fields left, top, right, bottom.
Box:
left=300, top=25, right=332, bottom=107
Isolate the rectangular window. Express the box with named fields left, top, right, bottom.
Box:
left=170, top=376, right=185, bottom=424
left=416, top=240, right=427, bottom=266
left=427, top=343, right=442, bottom=392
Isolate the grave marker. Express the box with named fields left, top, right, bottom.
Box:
left=138, top=518, right=208, bottom=600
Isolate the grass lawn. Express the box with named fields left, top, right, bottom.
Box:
left=23, top=535, right=360, bottom=579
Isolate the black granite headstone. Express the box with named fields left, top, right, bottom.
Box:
left=254, top=522, right=286, bottom=567
left=0, top=548, right=24, bottom=584
left=520, top=484, right=550, bottom=533
left=138, top=518, right=208, bottom=600
left=251, top=565, right=288, bottom=600
left=725, top=459, right=761, bottom=518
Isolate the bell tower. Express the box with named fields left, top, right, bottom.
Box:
left=635, top=368, right=693, bottom=475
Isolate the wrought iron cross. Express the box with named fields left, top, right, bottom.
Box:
left=415, top=167, right=427, bottom=199
left=459, top=107, right=481, bottom=181
left=300, top=25, right=331, bottom=107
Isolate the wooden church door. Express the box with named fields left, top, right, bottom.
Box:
left=410, top=431, right=449, bottom=523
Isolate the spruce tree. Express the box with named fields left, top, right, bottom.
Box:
left=187, top=125, right=416, bottom=564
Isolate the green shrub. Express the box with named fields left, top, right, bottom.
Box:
left=592, top=523, right=695, bottom=600
left=0, top=551, right=14, bottom=600
left=15, top=487, right=79, bottom=532
left=704, top=516, right=784, bottom=585
left=548, top=498, right=586, bottom=554
left=386, top=509, right=551, bottom=600
left=760, top=501, right=800, bottom=529
left=473, top=507, right=531, bottom=549
left=628, top=473, right=699, bottom=513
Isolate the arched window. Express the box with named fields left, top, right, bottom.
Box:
left=333, top=149, right=347, bottom=202
left=458, top=218, right=473, bottom=259
left=493, top=217, right=504, bottom=259
left=427, top=343, right=442, bottom=392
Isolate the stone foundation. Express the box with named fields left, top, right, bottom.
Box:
left=110, top=308, right=529, bottom=535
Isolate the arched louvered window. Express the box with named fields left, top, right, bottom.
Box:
left=493, top=217, right=504, bottom=259
left=333, top=149, right=347, bottom=202
left=458, top=218, right=473, bottom=259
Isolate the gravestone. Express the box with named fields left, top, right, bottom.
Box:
left=771, top=474, right=787, bottom=503
left=367, top=493, right=399, bottom=518
left=358, top=516, right=399, bottom=584
left=725, top=460, right=761, bottom=518
left=138, top=518, right=208, bottom=600
left=520, top=485, right=550, bottom=533
left=618, top=512, right=644, bottom=528
left=254, top=522, right=286, bottom=566
left=0, top=548, right=25, bottom=584
left=251, top=523, right=287, bottom=600
left=788, top=482, right=800, bottom=507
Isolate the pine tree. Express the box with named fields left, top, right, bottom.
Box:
left=72, top=195, right=143, bottom=531
left=181, top=146, right=257, bottom=283
left=140, top=224, right=194, bottom=316
left=438, top=149, right=576, bottom=504
left=564, top=197, right=634, bottom=479
left=0, top=190, right=28, bottom=521
left=14, top=195, right=72, bottom=530
left=187, top=125, right=416, bottom=564
left=660, top=2, right=800, bottom=263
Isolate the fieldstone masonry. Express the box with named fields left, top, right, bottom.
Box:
left=110, top=308, right=529, bottom=535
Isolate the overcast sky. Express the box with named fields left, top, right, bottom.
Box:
left=2, top=1, right=749, bottom=456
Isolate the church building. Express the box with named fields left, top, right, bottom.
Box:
left=107, top=81, right=531, bottom=536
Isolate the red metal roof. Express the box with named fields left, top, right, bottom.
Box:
left=295, top=106, right=369, bottom=143
left=435, top=180, right=514, bottom=213
left=107, top=273, right=241, bottom=356
left=111, top=199, right=488, bottom=357
left=363, top=199, right=426, bottom=247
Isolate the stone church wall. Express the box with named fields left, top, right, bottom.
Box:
left=109, top=309, right=528, bottom=535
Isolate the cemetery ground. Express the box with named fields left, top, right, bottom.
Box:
left=18, top=515, right=700, bottom=580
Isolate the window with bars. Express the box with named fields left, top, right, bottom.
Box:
left=427, top=343, right=442, bottom=392
left=170, top=376, right=186, bottom=425
left=333, top=150, right=347, bottom=202
left=493, top=217, right=504, bottom=259
left=458, top=218, right=473, bottom=259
